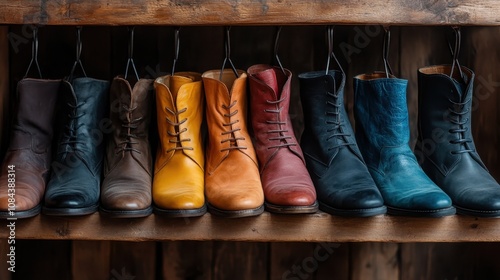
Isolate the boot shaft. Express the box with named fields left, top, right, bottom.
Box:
left=354, top=73, right=410, bottom=149
left=202, top=69, right=257, bottom=174
left=56, top=78, right=109, bottom=157
left=247, top=64, right=302, bottom=168
left=154, top=72, right=204, bottom=168
left=299, top=70, right=357, bottom=164
left=10, top=79, right=60, bottom=152
left=417, top=65, right=483, bottom=171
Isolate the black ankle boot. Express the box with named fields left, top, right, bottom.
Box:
left=417, top=65, right=500, bottom=217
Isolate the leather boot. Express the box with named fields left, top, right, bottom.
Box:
left=100, top=77, right=154, bottom=218
left=43, top=78, right=109, bottom=216
left=299, top=70, right=386, bottom=217
left=417, top=65, right=500, bottom=217
left=354, top=72, right=455, bottom=217
left=202, top=69, right=264, bottom=217
left=248, top=64, right=317, bottom=214
left=0, top=79, right=60, bottom=218
left=153, top=73, right=206, bottom=217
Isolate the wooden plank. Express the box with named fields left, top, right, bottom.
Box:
left=14, top=240, right=71, bottom=279
left=3, top=213, right=500, bottom=242
left=72, top=241, right=111, bottom=280
left=315, top=243, right=349, bottom=280
left=400, top=243, right=500, bottom=279
left=1, top=1, right=500, bottom=26
left=349, top=243, right=400, bottom=280
left=0, top=26, right=9, bottom=157
left=269, top=242, right=317, bottom=280
left=110, top=241, right=157, bottom=280
left=211, top=241, right=268, bottom=280
left=161, top=241, right=213, bottom=280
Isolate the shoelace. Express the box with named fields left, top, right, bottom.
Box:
left=115, top=104, right=143, bottom=154
left=220, top=100, right=247, bottom=152
left=165, top=107, right=193, bottom=152
left=325, top=91, right=354, bottom=151
left=59, top=102, right=86, bottom=154
left=264, top=96, right=297, bottom=149
left=447, top=98, right=474, bottom=154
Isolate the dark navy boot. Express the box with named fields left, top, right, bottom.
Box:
left=354, top=72, right=455, bottom=217
left=44, top=78, right=109, bottom=216
left=417, top=65, right=500, bottom=217
left=299, top=70, right=386, bottom=217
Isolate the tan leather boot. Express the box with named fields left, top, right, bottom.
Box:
left=153, top=72, right=206, bottom=217
left=0, top=79, right=60, bottom=218
left=202, top=69, right=264, bottom=217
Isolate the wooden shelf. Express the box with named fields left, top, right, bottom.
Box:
left=2, top=212, right=500, bottom=242
left=1, top=1, right=500, bottom=26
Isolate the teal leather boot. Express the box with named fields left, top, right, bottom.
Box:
left=354, top=72, right=455, bottom=217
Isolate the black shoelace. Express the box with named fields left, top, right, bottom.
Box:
left=220, top=100, right=247, bottom=152
left=325, top=91, right=354, bottom=151
left=59, top=102, right=86, bottom=154
left=447, top=98, right=474, bottom=154
left=264, top=96, right=297, bottom=149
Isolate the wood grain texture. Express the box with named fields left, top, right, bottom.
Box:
left=161, top=241, right=213, bottom=280
left=72, top=241, right=111, bottom=280
left=0, top=26, right=9, bottom=158
left=2, top=213, right=500, bottom=242
left=400, top=243, right=500, bottom=279
left=350, top=243, right=400, bottom=280
left=211, top=241, right=268, bottom=280
left=269, top=242, right=317, bottom=280
left=110, top=241, right=156, bottom=280
left=1, top=1, right=500, bottom=26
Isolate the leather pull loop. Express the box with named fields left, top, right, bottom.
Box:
left=325, top=25, right=344, bottom=76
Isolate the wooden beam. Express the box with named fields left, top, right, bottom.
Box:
left=1, top=1, right=500, bottom=26
left=2, top=213, right=500, bottom=242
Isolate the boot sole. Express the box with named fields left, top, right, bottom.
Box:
left=208, top=203, right=264, bottom=218
left=153, top=204, right=207, bottom=218
left=265, top=201, right=319, bottom=214
left=99, top=206, right=153, bottom=218
left=42, top=203, right=99, bottom=216
left=386, top=206, right=456, bottom=217
left=0, top=204, right=42, bottom=219
left=319, top=201, right=387, bottom=217
left=455, top=205, right=500, bottom=217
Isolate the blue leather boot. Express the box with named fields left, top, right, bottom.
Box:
left=417, top=65, right=500, bottom=217
left=299, top=70, right=386, bottom=217
left=354, top=72, right=455, bottom=217
left=44, top=78, right=109, bottom=216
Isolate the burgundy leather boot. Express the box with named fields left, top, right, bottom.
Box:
left=248, top=64, right=318, bottom=214
left=0, top=79, right=60, bottom=218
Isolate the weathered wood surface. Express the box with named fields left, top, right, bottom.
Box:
left=1, top=1, right=500, bottom=26
left=0, top=213, right=499, bottom=242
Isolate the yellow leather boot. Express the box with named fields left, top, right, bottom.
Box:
left=153, top=72, right=206, bottom=217
left=202, top=69, right=264, bottom=217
